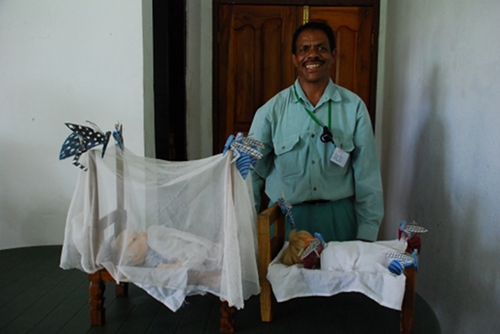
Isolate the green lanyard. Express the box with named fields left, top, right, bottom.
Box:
left=293, top=85, right=332, bottom=130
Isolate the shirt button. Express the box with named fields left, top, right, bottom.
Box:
left=311, top=134, right=315, bottom=138
left=313, top=187, right=317, bottom=191
left=282, top=146, right=285, bottom=150
left=312, top=160, right=315, bottom=164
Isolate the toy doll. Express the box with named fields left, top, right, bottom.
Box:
left=111, top=226, right=221, bottom=266
left=110, top=226, right=222, bottom=286
left=280, top=229, right=325, bottom=269
left=110, top=229, right=182, bottom=268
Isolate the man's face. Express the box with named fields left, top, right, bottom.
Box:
left=292, top=29, right=335, bottom=85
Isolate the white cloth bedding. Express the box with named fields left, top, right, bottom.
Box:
left=60, top=147, right=260, bottom=311
left=267, top=239, right=408, bottom=310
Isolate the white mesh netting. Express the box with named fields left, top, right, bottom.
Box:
left=60, top=147, right=260, bottom=311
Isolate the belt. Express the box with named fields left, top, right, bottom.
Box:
left=302, top=199, right=330, bottom=205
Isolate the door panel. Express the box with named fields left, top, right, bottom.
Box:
left=218, top=5, right=301, bottom=151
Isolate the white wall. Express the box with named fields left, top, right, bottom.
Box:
left=380, top=0, right=500, bottom=332
left=0, top=0, right=153, bottom=249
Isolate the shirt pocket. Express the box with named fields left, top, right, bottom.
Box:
left=274, top=135, right=303, bottom=178
left=324, top=135, right=355, bottom=176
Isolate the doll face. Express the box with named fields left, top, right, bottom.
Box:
left=114, top=230, right=148, bottom=265
left=125, top=231, right=148, bottom=262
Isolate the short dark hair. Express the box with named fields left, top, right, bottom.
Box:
left=292, top=21, right=336, bottom=54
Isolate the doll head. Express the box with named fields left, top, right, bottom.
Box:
left=280, top=229, right=316, bottom=266
left=111, top=230, right=148, bottom=266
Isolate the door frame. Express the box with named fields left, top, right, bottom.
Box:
left=212, top=0, right=380, bottom=153
left=153, top=0, right=187, bottom=161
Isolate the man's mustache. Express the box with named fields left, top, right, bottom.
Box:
left=302, top=58, right=325, bottom=65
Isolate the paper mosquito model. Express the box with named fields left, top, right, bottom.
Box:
left=300, top=232, right=325, bottom=261
left=386, top=249, right=419, bottom=275
left=399, top=220, right=428, bottom=239
left=59, top=121, right=111, bottom=171
left=386, top=220, right=428, bottom=275
left=277, top=197, right=295, bottom=226
left=223, top=132, right=264, bottom=179
left=113, top=123, right=124, bottom=151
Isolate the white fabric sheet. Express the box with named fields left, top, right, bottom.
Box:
left=60, top=147, right=260, bottom=311
left=267, top=239, right=408, bottom=310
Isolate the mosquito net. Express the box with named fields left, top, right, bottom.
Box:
left=60, top=146, right=260, bottom=311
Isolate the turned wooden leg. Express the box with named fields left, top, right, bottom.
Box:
left=99, top=268, right=129, bottom=298
left=115, top=282, right=129, bottom=297
left=89, top=271, right=106, bottom=326
left=219, top=301, right=236, bottom=334
left=88, top=269, right=129, bottom=326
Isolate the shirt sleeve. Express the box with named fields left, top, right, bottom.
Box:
left=351, top=102, right=384, bottom=241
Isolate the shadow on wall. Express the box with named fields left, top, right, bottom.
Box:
left=378, top=5, right=412, bottom=238
left=408, top=66, right=500, bottom=333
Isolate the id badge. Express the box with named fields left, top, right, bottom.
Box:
left=330, top=147, right=349, bottom=167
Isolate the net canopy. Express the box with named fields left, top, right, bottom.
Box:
left=60, top=147, right=260, bottom=311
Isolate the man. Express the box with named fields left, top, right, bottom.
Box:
left=248, top=21, right=383, bottom=242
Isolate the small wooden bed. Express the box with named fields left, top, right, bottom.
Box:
left=257, top=203, right=417, bottom=334
left=62, top=148, right=256, bottom=334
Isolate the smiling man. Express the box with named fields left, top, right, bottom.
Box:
left=292, top=24, right=335, bottom=105
left=248, top=21, right=384, bottom=243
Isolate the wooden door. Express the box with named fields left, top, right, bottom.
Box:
left=216, top=5, right=301, bottom=151
left=215, top=4, right=376, bottom=152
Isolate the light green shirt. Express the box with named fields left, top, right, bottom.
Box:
left=249, top=79, right=383, bottom=240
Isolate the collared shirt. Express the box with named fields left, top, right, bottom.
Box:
left=249, top=79, right=383, bottom=240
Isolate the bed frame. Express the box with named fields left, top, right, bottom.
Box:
left=257, top=203, right=417, bottom=334
left=85, top=149, right=236, bottom=333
